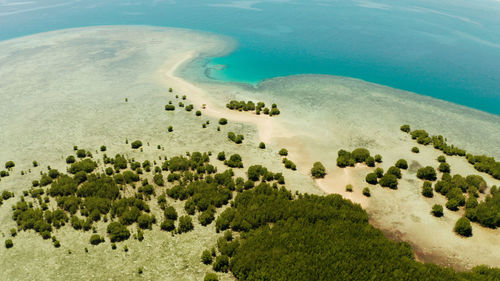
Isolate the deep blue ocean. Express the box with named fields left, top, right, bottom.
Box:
left=1, top=0, right=499, bottom=115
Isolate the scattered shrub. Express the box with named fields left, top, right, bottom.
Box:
left=219, top=118, right=228, bottom=125
left=417, top=166, right=437, bottom=181
left=278, top=148, right=288, bottom=156
left=431, top=204, right=444, bottom=217
left=90, top=234, right=104, bottom=245
left=204, top=273, right=219, bottom=281
left=454, top=217, right=472, bottom=237
left=379, top=174, right=398, bottom=189
left=5, top=239, right=13, bottom=249
left=365, top=173, right=378, bottom=185
left=178, top=216, right=194, bottom=233
left=311, top=162, right=326, bottom=178
left=395, top=159, right=408, bottom=169
left=131, top=140, right=143, bottom=149
left=362, top=187, right=371, bottom=197
left=411, top=147, right=420, bottom=153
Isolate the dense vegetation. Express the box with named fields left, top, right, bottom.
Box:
left=337, top=148, right=378, bottom=168
left=402, top=125, right=500, bottom=179
left=226, top=100, right=280, bottom=116
left=206, top=183, right=499, bottom=280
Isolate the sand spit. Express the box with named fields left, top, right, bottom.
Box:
left=171, top=55, right=500, bottom=269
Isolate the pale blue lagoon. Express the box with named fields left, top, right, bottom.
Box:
left=1, top=0, right=500, bottom=114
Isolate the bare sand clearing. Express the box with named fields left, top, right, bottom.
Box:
left=1, top=26, right=500, bottom=279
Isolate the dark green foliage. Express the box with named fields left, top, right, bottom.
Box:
left=422, top=182, right=434, bottom=198
left=259, top=142, right=265, bottom=149
left=465, top=191, right=500, bottom=228
left=345, top=185, right=353, bottom=192
left=68, top=159, right=97, bottom=174
left=400, top=124, right=411, bottom=133
left=5, top=161, right=15, bottom=169
left=278, top=148, right=288, bottom=156
left=379, top=174, right=398, bottom=189
left=100, top=146, right=107, bottom=152
left=365, top=173, right=378, bottom=185
left=374, top=154, right=382, bottom=163
left=90, top=234, right=104, bottom=245
left=201, top=249, right=213, bottom=264
left=131, top=140, right=142, bottom=149
left=282, top=158, right=296, bottom=170
left=454, top=217, right=472, bottom=237
left=178, top=216, right=194, bottom=233
left=439, top=162, right=451, bottom=173
left=217, top=152, right=226, bottom=161
left=2, top=190, right=14, bottom=200
left=199, top=207, right=216, bottom=226
left=196, top=110, right=202, bottom=116
left=417, top=166, right=437, bottom=181
left=351, top=148, right=370, bottom=163
left=395, top=159, right=408, bottom=169
left=165, top=104, right=175, bottom=111
left=336, top=148, right=373, bottom=167
left=432, top=204, right=444, bottom=217
left=213, top=255, right=229, bottom=272
left=362, top=187, right=371, bottom=197
left=220, top=184, right=490, bottom=281
left=219, top=118, right=227, bottom=125
left=437, top=155, right=446, bottom=163
left=365, top=156, right=375, bottom=167
left=137, top=214, right=155, bottom=229
left=227, top=132, right=244, bottom=144
left=446, top=199, right=460, bottom=211
left=164, top=206, right=178, bottom=220
left=410, top=129, right=431, bottom=145
left=204, top=273, right=219, bottom=281
left=160, top=219, right=175, bottom=231
left=5, top=239, right=13, bottom=249
left=374, top=168, right=384, bottom=178
left=226, top=100, right=279, bottom=116
left=67, top=155, right=76, bottom=165
left=411, top=147, right=419, bottom=153
left=311, top=162, right=326, bottom=178
left=386, top=166, right=402, bottom=179
left=107, top=222, right=131, bottom=242
left=225, top=154, right=243, bottom=168
left=0, top=170, right=10, bottom=177
left=153, top=173, right=164, bottom=186
left=76, top=149, right=87, bottom=158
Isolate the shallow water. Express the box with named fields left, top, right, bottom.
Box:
left=1, top=0, right=500, bottom=114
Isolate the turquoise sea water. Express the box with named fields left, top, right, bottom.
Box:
left=1, top=0, right=499, bottom=115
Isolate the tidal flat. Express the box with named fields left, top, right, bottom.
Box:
left=1, top=26, right=500, bottom=279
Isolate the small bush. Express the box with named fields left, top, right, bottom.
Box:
left=379, top=174, right=398, bottom=189
left=411, top=147, right=419, bottom=153
left=165, top=104, right=175, bottom=111
left=345, top=185, right=353, bottom=192
left=431, top=204, right=443, bottom=217
left=219, top=118, right=228, bottom=125
left=213, top=255, right=229, bottom=272
left=454, top=217, right=472, bottom=237
left=362, top=187, right=371, bottom=197
left=437, top=155, right=446, bottom=163
left=400, top=124, right=411, bottom=133
left=178, top=216, right=194, bottom=233
left=395, top=159, right=408, bottom=169
left=374, top=154, right=382, bottom=163
left=160, top=219, right=175, bottom=232
left=100, top=146, right=107, bottom=152
left=201, top=249, right=213, bottom=264
left=365, top=173, right=378, bottom=185
left=131, top=140, right=143, bottom=149
left=311, top=162, right=326, bottom=178
left=196, top=110, right=202, bottom=116
left=422, top=182, right=433, bottom=198
left=259, top=142, right=266, bottom=149
left=5, top=161, right=15, bottom=169
left=438, top=162, right=451, bottom=173
left=90, top=234, right=104, bottom=245
left=279, top=148, right=288, bottom=156
left=5, top=239, right=13, bottom=249
left=417, top=166, right=437, bottom=181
